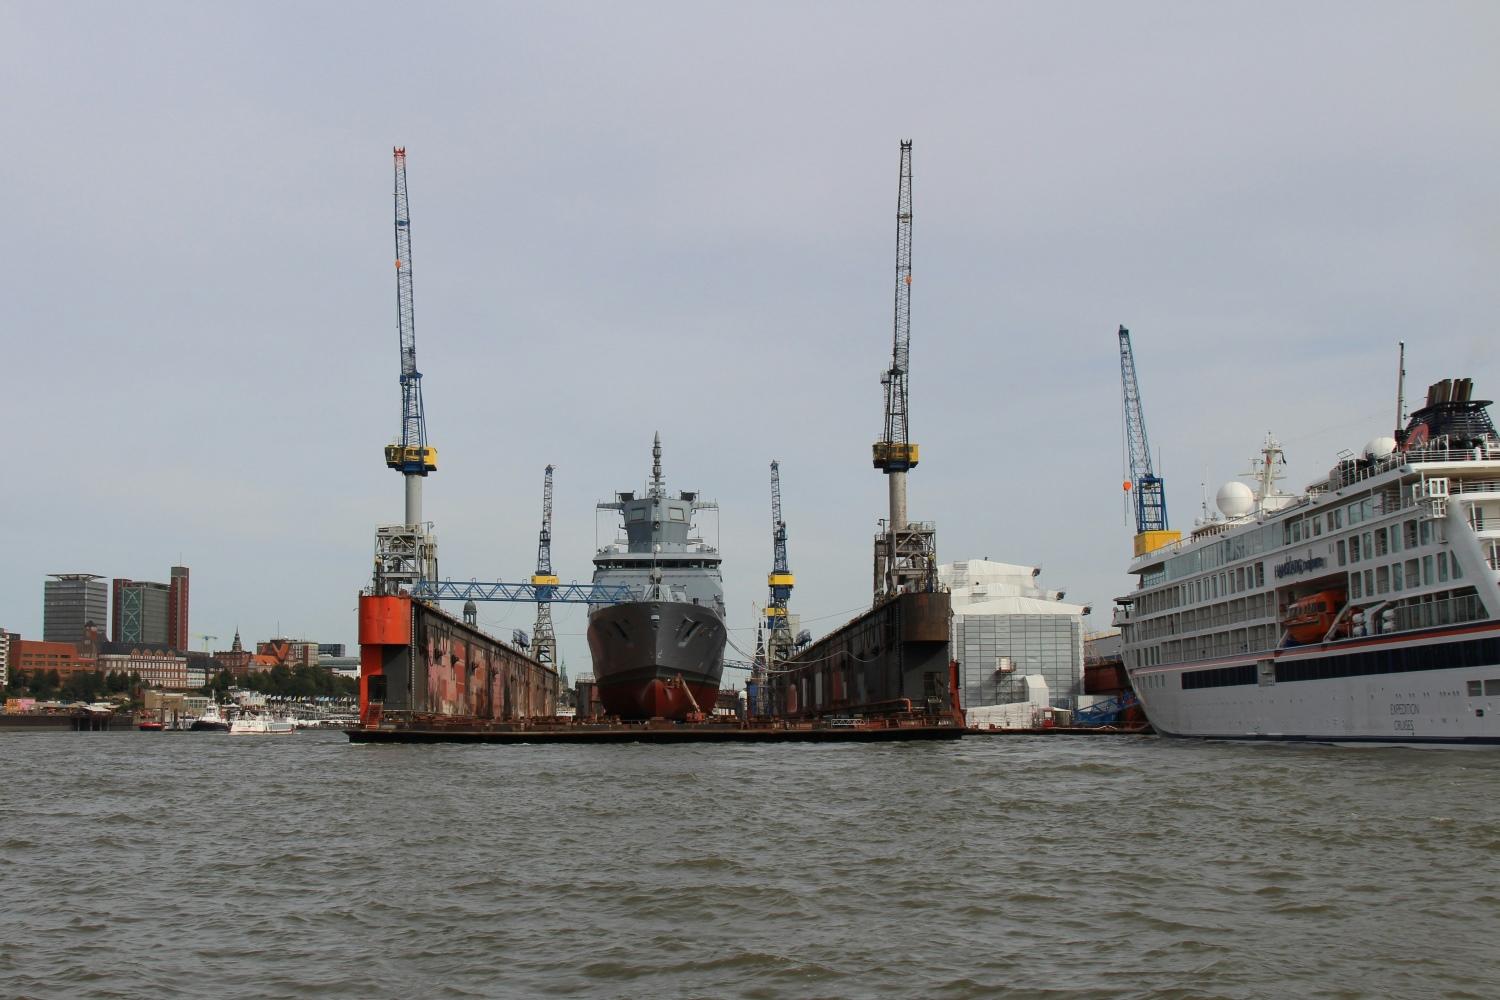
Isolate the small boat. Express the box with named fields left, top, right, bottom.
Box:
left=189, top=704, right=231, bottom=732
left=137, top=718, right=165, bottom=732
left=229, top=713, right=296, bottom=735
left=1282, top=589, right=1348, bottom=645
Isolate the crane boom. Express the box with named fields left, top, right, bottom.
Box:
left=1118, top=325, right=1179, bottom=557
left=767, top=460, right=793, bottom=627
left=385, top=147, right=437, bottom=478
left=873, top=140, right=917, bottom=473
left=532, top=465, right=557, bottom=667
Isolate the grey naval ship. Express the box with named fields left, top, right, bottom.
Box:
left=587, top=435, right=727, bottom=720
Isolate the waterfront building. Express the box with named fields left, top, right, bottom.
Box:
left=214, top=630, right=253, bottom=677
left=318, top=643, right=346, bottom=658
left=168, top=566, right=189, bottom=651
left=110, top=565, right=190, bottom=647
left=938, top=559, right=1090, bottom=710
left=0, top=628, right=12, bottom=687
left=256, top=638, right=319, bottom=668
left=112, top=579, right=172, bottom=644
left=97, top=642, right=189, bottom=689
left=322, top=655, right=360, bottom=679
left=43, top=574, right=108, bottom=644
left=10, top=638, right=92, bottom=677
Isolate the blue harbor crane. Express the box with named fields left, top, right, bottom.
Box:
left=531, top=465, right=558, bottom=667
left=1118, top=325, right=1180, bottom=557
left=384, top=147, right=438, bottom=528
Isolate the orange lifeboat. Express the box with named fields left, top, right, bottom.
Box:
left=1282, top=589, right=1347, bottom=645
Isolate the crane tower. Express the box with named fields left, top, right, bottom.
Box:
left=373, top=147, right=439, bottom=594
left=1118, top=325, right=1180, bottom=557
left=531, top=465, right=558, bottom=667
left=872, top=140, right=936, bottom=597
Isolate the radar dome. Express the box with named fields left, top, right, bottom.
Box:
left=1364, top=436, right=1398, bottom=460
left=1216, top=481, right=1255, bottom=518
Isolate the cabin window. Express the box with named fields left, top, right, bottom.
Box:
left=1334, top=508, right=1344, bottom=529
left=1236, top=567, right=1246, bottom=590
left=1376, top=566, right=1390, bottom=593
left=1452, top=554, right=1464, bottom=579
left=1351, top=573, right=1362, bottom=599
left=1350, top=536, right=1361, bottom=562
left=1363, top=532, right=1373, bottom=559
left=1375, top=529, right=1389, bottom=557
left=1469, top=680, right=1483, bottom=696
left=1393, top=563, right=1404, bottom=591
left=1405, top=559, right=1420, bottom=588
left=1326, top=512, right=1335, bottom=532
left=1405, top=520, right=1419, bottom=548
left=1487, top=679, right=1500, bottom=696
left=1337, top=540, right=1347, bottom=566
left=1256, top=564, right=1265, bottom=587
left=630, top=509, right=646, bottom=521
left=1423, top=555, right=1434, bottom=586
left=1420, top=520, right=1432, bottom=545
left=1312, top=517, right=1323, bottom=537
left=669, top=508, right=686, bottom=521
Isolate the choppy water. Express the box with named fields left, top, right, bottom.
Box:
left=3, top=732, right=1499, bottom=999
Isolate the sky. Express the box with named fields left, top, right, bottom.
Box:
left=3, top=2, right=1498, bottom=672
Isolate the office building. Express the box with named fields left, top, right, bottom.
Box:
left=43, top=574, right=109, bottom=644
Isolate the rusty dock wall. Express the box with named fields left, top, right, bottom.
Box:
left=358, top=595, right=559, bottom=726
left=768, top=591, right=955, bottom=720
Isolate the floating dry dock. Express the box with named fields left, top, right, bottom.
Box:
left=346, top=716, right=963, bottom=744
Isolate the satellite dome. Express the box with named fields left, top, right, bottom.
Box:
left=1364, top=436, right=1398, bottom=460
left=1216, top=481, right=1255, bottom=518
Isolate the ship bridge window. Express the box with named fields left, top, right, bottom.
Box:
left=669, top=508, right=686, bottom=522
left=631, top=509, right=646, bottom=521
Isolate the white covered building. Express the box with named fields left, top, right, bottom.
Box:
left=939, top=560, right=1090, bottom=710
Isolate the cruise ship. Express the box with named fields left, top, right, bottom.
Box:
left=1116, top=376, right=1500, bottom=745
left=586, top=435, right=727, bottom=720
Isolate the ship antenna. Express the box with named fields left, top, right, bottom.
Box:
left=1394, top=340, right=1407, bottom=440
left=651, top=432, right=664, bottom=498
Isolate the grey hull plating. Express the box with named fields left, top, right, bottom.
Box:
left=587, top=600, right=726, bottom=718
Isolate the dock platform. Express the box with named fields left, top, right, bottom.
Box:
left=346, top=718, right=964, bottom=745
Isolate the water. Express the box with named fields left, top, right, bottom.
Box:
left=3, top=732, right=1498, bottom=1000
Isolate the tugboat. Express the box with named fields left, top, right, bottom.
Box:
left=587, top=434, right=727, bottom=720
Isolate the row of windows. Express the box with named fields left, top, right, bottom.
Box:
left=1180, top=635, right=1500, bottom=689
left=1183, top=664, right=1256, bottom=690
left=1348, top=553, right=1463, bottom=599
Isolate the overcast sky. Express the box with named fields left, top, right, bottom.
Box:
left=4, top=2, right=1498, bottom=671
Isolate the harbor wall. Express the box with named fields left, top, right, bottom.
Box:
left=358, top=595, right=559, bottom=725
left=769, top=591, right=957, bottom=720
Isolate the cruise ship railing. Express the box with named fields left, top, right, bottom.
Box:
left=1357, top=593, right=1487, bottom=636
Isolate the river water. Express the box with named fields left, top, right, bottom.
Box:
left=3, top=731, right=1497, bottom=999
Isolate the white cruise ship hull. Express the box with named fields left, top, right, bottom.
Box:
left=1134, top=625, right=1500, bottom=745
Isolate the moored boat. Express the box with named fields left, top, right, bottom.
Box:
left=229, top=713, right=296, bottom=735
left=189, top=703, right=231, bottom=732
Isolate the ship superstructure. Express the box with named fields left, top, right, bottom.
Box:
left=587, top=435, right=726, bottom=720
left=1116, top=377, right=1500, bottom=744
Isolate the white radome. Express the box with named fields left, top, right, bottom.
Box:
left=1216, top=480, right=1255, bottom=518
left=1364, top=436, right=1398, bottom=460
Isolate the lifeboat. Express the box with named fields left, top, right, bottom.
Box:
left=1282, top=589, right=1347, bottom=645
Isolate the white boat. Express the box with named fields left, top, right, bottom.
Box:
left=229, top=713, right=296, bottom=735
left=1117, top=375, right=1500, bottom=745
